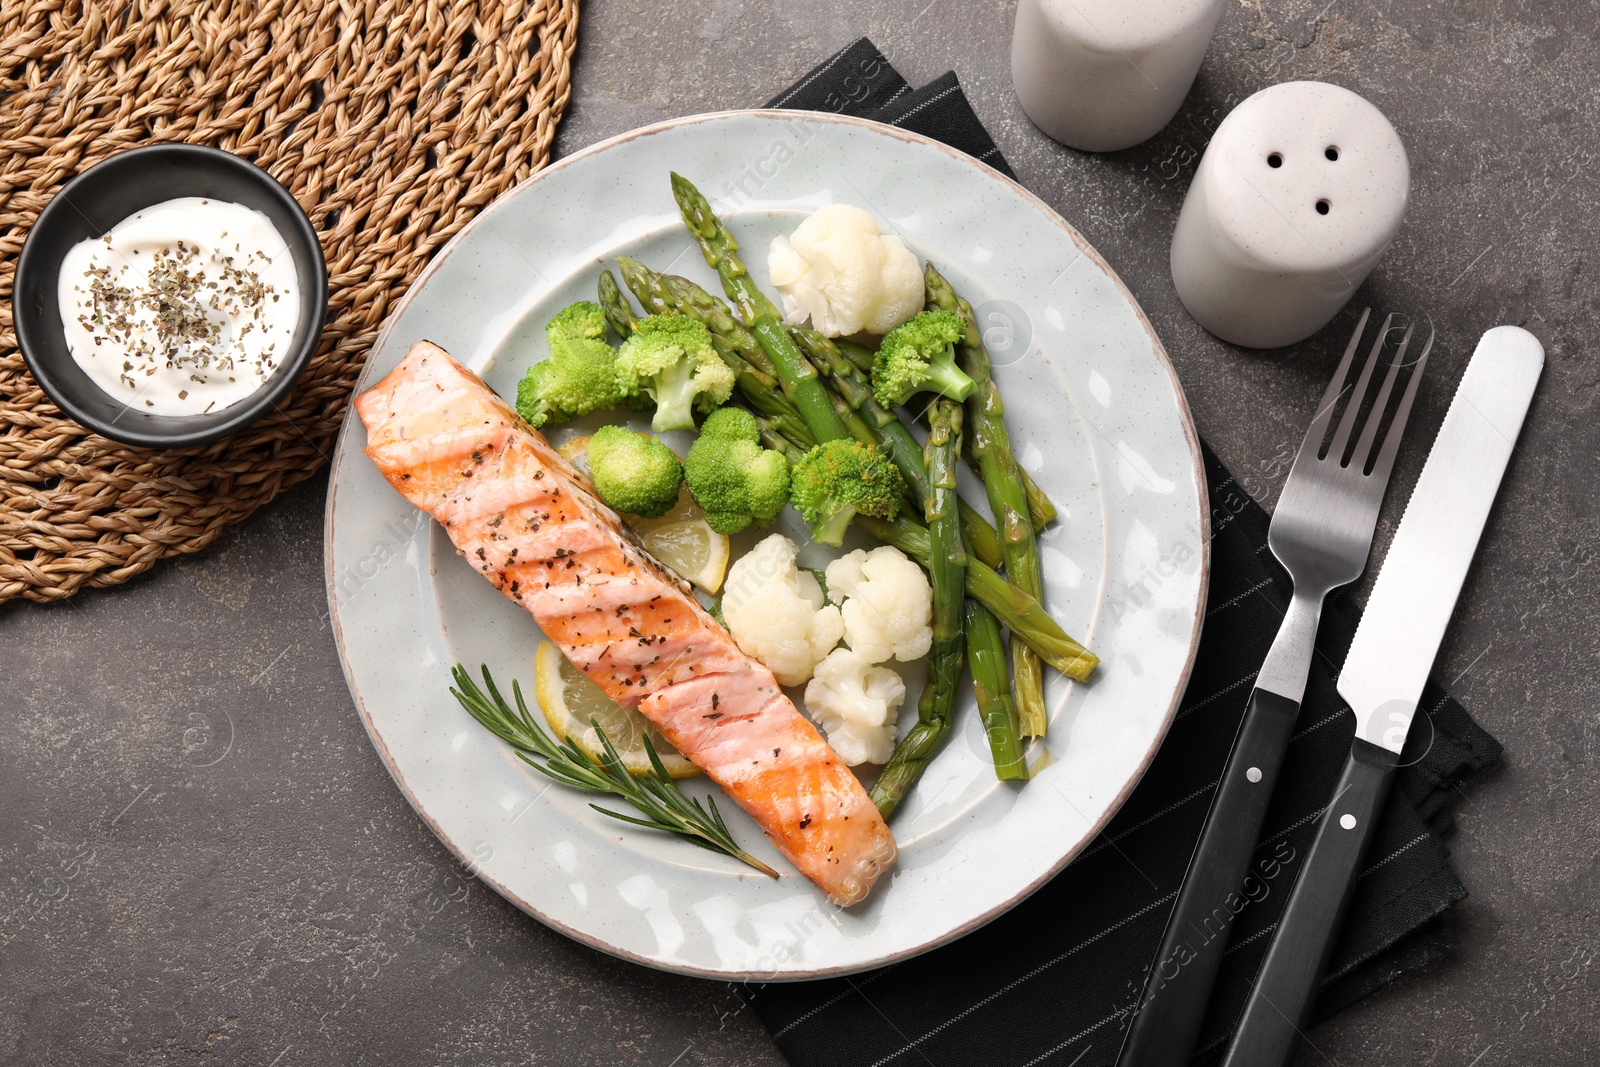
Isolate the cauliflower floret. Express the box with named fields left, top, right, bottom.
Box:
left=768, top=204, right=924, bottom=337
left=803, top=648, right=908, bottom=766
left=824, top=546, right=933, bottom=663
left=722, top=534, right=844, bottom=686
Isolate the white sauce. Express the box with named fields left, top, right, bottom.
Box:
left=57, top=197, right=300, bottom=416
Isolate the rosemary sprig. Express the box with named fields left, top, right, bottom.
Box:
left=449, top=664, right=779, bottom=878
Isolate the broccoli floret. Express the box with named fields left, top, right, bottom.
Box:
left=684, top=407, right=792, bottom=535
left=871, top=309, right=976, bottom=409
left=788, top=440, right=906, bottom=547
left=547, top=300, right=608, bottom=344
left=515, top=339, right=625, bottom=427
left=515, top=361, right=562, bottom=427
left=586, top=425, right=684, bottom=519
left=614, top=314, right=736, bottom=433
left=514, top=301, right=630, bottom=428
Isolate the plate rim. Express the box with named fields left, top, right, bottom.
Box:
left=324, top=107, right=1211, bottom=980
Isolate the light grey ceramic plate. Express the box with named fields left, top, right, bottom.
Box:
left=324, top=110, right=1208, bottom=980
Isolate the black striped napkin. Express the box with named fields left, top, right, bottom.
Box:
left=746, top=38, right=1502, bottom=1067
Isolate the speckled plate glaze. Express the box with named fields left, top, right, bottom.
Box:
left=325, top=110, right=1208, bottom=980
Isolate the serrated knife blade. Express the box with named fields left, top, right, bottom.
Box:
left=1339, top=325, right=1543, bottom=752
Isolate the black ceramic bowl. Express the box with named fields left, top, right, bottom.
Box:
left=14, top=144, right=328, bottom=449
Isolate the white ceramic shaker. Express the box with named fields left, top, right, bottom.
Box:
left=1011, top=0, right=1228, bottom=152
left=1170, top=81, right=1410, bottom=349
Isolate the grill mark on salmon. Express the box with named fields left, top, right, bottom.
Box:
left=356, top=341, right=897, bottom=905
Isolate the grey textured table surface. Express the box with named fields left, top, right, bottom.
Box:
left=5, top=2, right=1597, bottom=1064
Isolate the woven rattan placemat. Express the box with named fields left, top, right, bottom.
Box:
left=0, top=0, right=579, bottom=603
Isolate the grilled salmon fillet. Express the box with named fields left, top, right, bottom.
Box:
left=356, top=342, right=897, bottom=905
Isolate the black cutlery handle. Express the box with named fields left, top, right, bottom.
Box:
left=1218, top=739, right=1400, bottom=1067
left=1116, top=688, right=1302, bottom=1067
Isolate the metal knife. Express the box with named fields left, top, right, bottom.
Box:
left=1219, top=325, right=1544, bottom=1067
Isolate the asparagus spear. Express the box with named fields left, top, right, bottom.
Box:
left=926, top=265, right=1050, bottom=736
left=787, top=325, right=873, bottom=407
left=756, top=415, right=806, bottom=462
left=965, top=597, right=1029, bottom=780
left=871, top=400, right=969, bottom=817
left=796, top=315, right=1049, bottom=531
left=670, top=173, right=852, bottom=445
left=858, top=512, right=1097, bottom=681
left=844, top=336, right=1055, bottom=528
left=788, top=326, right=913, bottom=478
left=598, top=269, right=639, bottom=338
left=858, top=330, right=1053, bottom=528
left=966, top=437, right=1056, bottom=528
left=882, top=316, right=1056, bottom=528
left=1016, top=458, right=1057, bottom=528
left=916, top=399, right=1057, bottom=529
left=833, top=336, right=878, bottom=375
left=785, top=323, right=1007, bottom=571
left=838, top=329, right=1056, bottom=527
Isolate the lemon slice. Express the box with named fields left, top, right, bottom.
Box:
left=629, top=489, right=730, bottom=595
left=558, top=434, right=729, bottom=595
left=533, top=642, right=700, bottom=779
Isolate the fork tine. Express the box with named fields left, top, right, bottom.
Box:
left=1298, top=308, right=1371, bottom=460
left=1350, top=323, right=1413, bottom=471
left=1367, top=328, right=1434, bottom=484
left=1326, top=312, right=1394, bottom=463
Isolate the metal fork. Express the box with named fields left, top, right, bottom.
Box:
left=1116, top=310, right=1432, bottom=1067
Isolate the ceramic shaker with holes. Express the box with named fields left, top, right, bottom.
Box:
left=1169, top=81, right=1410, bottom=349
